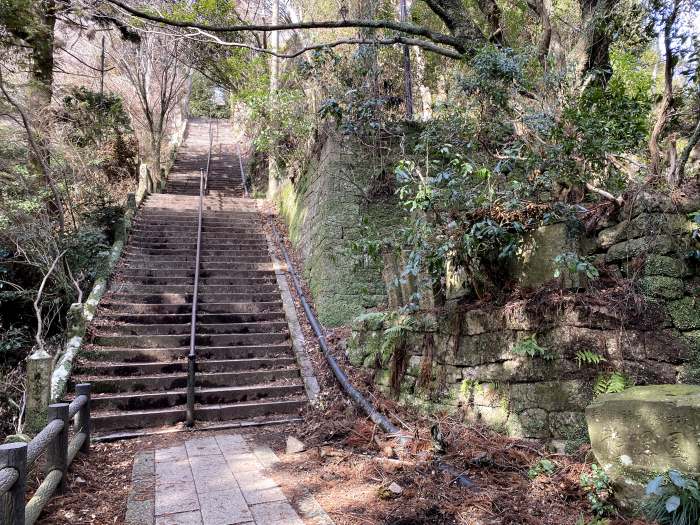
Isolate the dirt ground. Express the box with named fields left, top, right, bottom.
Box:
left=35, top=204, right=654, bottom=525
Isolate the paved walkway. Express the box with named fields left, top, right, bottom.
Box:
left=126, top=434, right=331, bottom=525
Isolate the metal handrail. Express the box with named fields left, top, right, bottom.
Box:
left=236, top=141, right=249, bottom=198
left=205, top=120, right=213, bottom=192
left=186, top=122, right=213, bottom=427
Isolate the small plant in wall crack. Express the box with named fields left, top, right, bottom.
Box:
left=512, top=335, right=555, bottom=360
left=553, top=252, right=600, bottom=282
left=575, top=350, right=607, bottom=368
left=643, top=470, right=700, bottom=525
left=593, top=371, right=632, bottom=396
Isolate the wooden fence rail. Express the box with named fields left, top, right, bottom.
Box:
left=0, top=383, right=91, bottom=525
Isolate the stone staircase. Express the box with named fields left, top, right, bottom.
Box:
left=75, top=119, right=307, bottom=434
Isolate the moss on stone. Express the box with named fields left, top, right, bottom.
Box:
left=605, top=235, right=675, bottom=262
left=667, top=297, right=700, bottom=330
left=642, top=255, right=687, bottom=278
left=638, top=276, right=684, bottom=300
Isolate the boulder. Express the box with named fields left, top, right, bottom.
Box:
left=586, top=385, right=700, bottom=508
left=286, top=436, right=307, bottom=454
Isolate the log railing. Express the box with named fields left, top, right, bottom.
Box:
left=0, top=383, right=91, bottom=525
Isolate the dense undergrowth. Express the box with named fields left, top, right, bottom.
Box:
left=0, top=87, right=137, bottom=436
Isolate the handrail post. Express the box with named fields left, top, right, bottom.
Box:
left=46, top=403, right=69, bottom=494
left=186, top=354, right=196, bottom=426
left=75, top=384, right=91, bottom=453
left=1, top=443, right=27, bottom=525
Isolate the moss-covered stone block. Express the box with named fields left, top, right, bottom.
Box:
left=605, top=235, right=675, bottom=262
left=586, top=385, right=700, bottom=507
left=511, top=223, right=580, bottom=288
left=638, top=276, right=685, bottom=300
left=640, top=254, right=687, bottom=278
left=667, top=297, right=700, bottom=330
left=516, top=408, right=550, bottom=438
left=375, top=368, right=391, bottom=387
left=548, top=411, right=586, bottom=438
left=467, top=403, right=509, bottom=429
left=510, top=380, right=591, bottom=412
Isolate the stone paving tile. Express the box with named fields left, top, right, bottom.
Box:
left=156, top=460, right=194, bottom=487
left=216, top=434, right=250, bottom=456
left=250, top=446, right=279, bottom=469
left=155, top=511, right=203, bottom=525
left=250, top=501, right=305, bottom=525
left=233, top=470, right=279, bottom=492
left=199, top=488, right=253, bottom=525
left=155, top=482, right=199, bottom=516
left=296, top=492, right=335, bottom=525
left=133, top=450, right=156, bottom=480
left=125, top=451, right=155, bottom=525
left=156, top=446, right=188, bottom=463
left=146, top=434, right=330, bottom=525
left=241, top=486, right=288, bottom=506
left=185, top=437, right=222, bottom=457
left=190, top=454, right=238, bottom=494
left=223, top=453, right=264, bottom=473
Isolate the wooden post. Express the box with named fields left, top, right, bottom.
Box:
left=25, top=351, right=52, bottom=434
left=46, top=403, right=69, bottom=494
left=74, top=384, right=91, bottom=453
left=0, top=443, right=27, bottom=525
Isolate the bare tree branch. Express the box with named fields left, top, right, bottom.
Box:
left=33, top=250, right=67, bottom=354
left=104, top=0, right=467, bottom=53
left=184, top=27, right=463, bottom=59
left=0, top=66, right=66, bottom=232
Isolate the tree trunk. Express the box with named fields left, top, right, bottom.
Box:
left=649, top=0, right=680, bottom=178
left=267, top=0, right=281, bottom=198
left=573, top=0, right=616, bottom=87
left=150, top=133, right=162, bottom=192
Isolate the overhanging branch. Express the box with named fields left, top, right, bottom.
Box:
left=104, top=0, right=466, bottom=53
left=185, top=27, right=463, bottom=59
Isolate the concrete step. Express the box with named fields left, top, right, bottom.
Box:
left=92, top=398, right=306, bottom=432
left=85, top=344, right=293, bottom=363
left=92, top=331, right=289, bottom=348
left=103, top=292, right=281, bottom=304
left=108, top=284, right=279, bottom=294
left=91, top=382, right=304, bottom=411
left=81, top=368, right=301, bottom=394
left=98, top=311, right=286, bottom=324
left=116, top=268, right=275, bottom=278
left=77, top=357, right=296, bottom=376
left=93, top=321, right=289, bottom=336
left=122, top=255, right=272, bottom=264
left=99, top=301, right=283, bottom=314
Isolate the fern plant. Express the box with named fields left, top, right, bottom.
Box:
left=576, top=350, right=607, bottom=368
left=644, top=470, right=700, bottom=525
left=594, top=372, right=631, bottom=396
left=512, top=335, right=555, bottom=360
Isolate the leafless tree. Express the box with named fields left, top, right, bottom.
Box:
left=108, top=31, right=190, bottom=187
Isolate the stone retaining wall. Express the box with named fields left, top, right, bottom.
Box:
left=347, top=192, right=699, bottom=444
left=275, top=131, right=401, bottom=326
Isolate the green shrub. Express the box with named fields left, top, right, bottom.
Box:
left=644, top=470, right=700, bottom=525
left=580, top=464, right=614, bottom=517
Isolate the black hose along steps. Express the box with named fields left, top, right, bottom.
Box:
left=75, top=119, right=307, bottom=433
